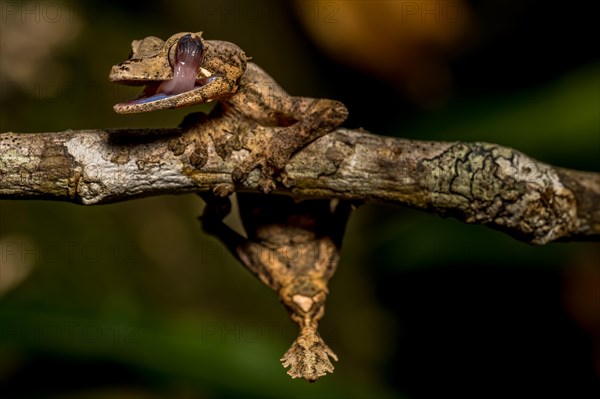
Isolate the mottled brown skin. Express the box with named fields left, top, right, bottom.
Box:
left=110, top=32, right=348, bottom=192
left=200, top=193, right=353, bottom=381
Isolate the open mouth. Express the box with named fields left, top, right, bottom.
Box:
left=113, top=75, right=217, bottom=113
left=127, top=81, right=185, bottom=105
left=117, top=75, right=217, bottom=106
left=113, top=33, right=214, bottom=113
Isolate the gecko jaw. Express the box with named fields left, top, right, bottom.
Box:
left=112, top=77, right=218, bottom=113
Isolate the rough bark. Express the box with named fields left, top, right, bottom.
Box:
left=0, top=126, right=598, bottom=244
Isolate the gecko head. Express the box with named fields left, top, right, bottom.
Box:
left=109, top=32, right=247, bottom=113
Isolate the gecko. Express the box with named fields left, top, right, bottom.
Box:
left=110, top=32, right=354, bottom=381
left=109, top=32, right=348, bottom=192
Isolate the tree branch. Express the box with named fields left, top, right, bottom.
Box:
left=1, top=125, right=598, bottom=244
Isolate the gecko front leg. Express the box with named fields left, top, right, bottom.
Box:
left=224, top=63, right=348, bottom=192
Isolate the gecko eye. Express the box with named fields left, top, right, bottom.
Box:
left=168, top=34, right=204, bottom=69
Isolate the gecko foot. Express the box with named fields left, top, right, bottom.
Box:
left=280, top=327, right=338, bottom=382
left=231, top=132, right=300, bottom=193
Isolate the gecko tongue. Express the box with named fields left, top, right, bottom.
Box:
left=156, top=34, right=204, bottom=95
left=122, top=34, right=204, bottom=106
left=155, top=62, right=199, bottom=95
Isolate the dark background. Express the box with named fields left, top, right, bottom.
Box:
left=1, top=1, right=598, bottom=398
